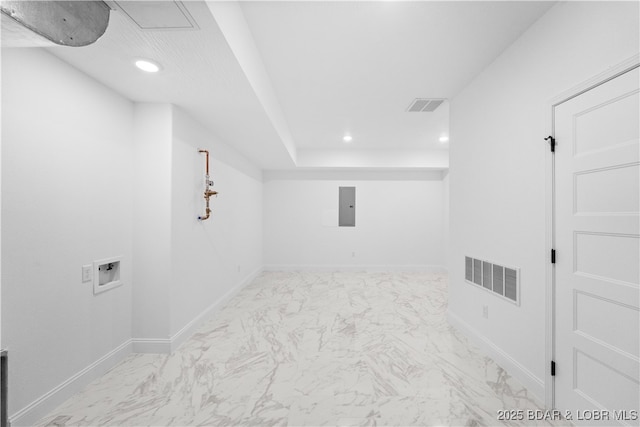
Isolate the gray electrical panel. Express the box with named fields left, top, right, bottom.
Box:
left=339, top=187, right=356, bottom=227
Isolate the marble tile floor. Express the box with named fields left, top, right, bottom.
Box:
left=37, top=271, right=569, bottom=427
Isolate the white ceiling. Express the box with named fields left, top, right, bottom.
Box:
left=240, top=1, right=553, bottom=151
left=42, top=1, right=297, bottom=169
left=15, top=0, right=555, bottom=171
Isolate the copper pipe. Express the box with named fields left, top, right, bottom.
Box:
left=199, top=190, right=217, bottom=221
left=198, top=149, right=217, bottom=221
left=199, top=149, right=209, bottom=175
left=199, top=200, right=211, bottom=221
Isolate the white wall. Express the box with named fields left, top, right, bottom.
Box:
left=132, top=104, right=173, bottom=343
left=170, top=107, right=263, bottom=339
left=448, top=1, right=639, bottom=399
left=263, top=170, right=445, bottom=269
left=1, top=48, right=134, bottom=421
left=129, top=104, right=264, bottom=349
left=442, top=170, right=450, bottom=269
left=1, top=51, right=264, bottom=423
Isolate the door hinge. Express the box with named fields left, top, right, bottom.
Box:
left=544, top=136, right=556, bottom=153
left=551, top=360, right=556, bottom=376
left=551, top=249, right=556, bottom=264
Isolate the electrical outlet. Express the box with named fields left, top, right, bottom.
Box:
left=237, top=265, right=241, bottom=273
left=352, top=251, right=356, bottom=258
left=82, top=265, right=92, bottom=283
left=482, top=305, right=489, bottom=319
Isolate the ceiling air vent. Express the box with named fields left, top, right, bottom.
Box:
left=406, top=98, right=444, bottom=112
left=113, top=1, right=199, bottom=31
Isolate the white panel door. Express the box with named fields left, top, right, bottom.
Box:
left=555, top=66, right=639, bottom=426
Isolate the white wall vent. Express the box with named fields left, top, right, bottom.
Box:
left=406, top=98, right=444, bottom=112
left=465, top=257, right=473, bottom=281
left=473, top=258, right=482, bottom=286
left=464, top=256, right=520, bottom=305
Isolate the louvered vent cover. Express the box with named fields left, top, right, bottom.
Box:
left=492, top=264, right=504, bottom=295
left=505, top=268, right=518, bottom=301
left=407, top=98, right=444, bottom=112
left=482, top=261, right=492, bottom=290
left=473, top=259, right=482, bottom=286
left=464, top=256, right=520, bottom=304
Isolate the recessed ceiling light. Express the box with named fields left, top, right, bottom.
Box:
left=343, top=135, right=353, bottom=143
left=439, top=135, right=449, bottom=143
left=135, top=59, right=161, bottom=73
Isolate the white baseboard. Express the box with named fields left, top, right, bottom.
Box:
left=263, top=264, right=447, bottom=273
left=10, top=268, right=264, bottom=426
left=446, top=310, right=545, bottom=403
left=132, top=266, right=263, bottom=354
left=168, top=266, right=263, bottom=352
left=9, top=340, right=132, bottom=427
left=131, top=338, right=172, bottom=354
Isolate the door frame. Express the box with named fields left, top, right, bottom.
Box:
left=544, top=53, right=640, bottom=409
